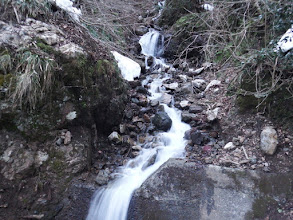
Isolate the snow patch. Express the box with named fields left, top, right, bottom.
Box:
left=66, top=111, right=77, bottom=120
left=111, top=51, right=141, bottom=81
left=54, top=0, right=81, bottom=21
left=275, top=25, right=293, bottom=53
left=202, top=3, right=214, bottom=11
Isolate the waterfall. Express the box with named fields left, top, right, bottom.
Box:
left=86, top=30, right=190, bottom=220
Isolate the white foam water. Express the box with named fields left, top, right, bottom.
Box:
left=86, top=29, right=190, bottom=220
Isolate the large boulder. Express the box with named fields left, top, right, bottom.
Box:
left=128, top=159, right=293, bottom=220
left=152, top=112, right=172, bottom=131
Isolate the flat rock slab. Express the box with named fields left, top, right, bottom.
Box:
left=128, top=159, right=293, bottom=220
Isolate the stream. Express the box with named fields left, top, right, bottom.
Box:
left=86, top=29, right=190, bottom=220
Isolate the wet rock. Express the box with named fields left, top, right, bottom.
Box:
left=260, top=126, right=278, bottom=155
left=108, top=131, right=122, bottom=143
left=136, top=86, right=150, bottom=95
left=224, top=142, right=236, bottom=150
left=132, top=145, right=142, bottom=151
left=147, top=56, right=154, bottom=66
left=152, top=112, right=172, bottom=132
left=125, top=109, right=134, bottom=119
left=95, top=168, right=111, bottom=185
left=163, top=82, right=178, bottom=90
left=135, top=26, right=148, bottom=36
left=189, top=105, right=203, bottom=113
left=190, top=130, right=204, bottom=145
left=206, top=107, right=220, bottom=121
left=177, top=82, right=193, bottom=95
left=160, top=93, right=172, bottom=105
left=150, top=99, right=159, bottom=107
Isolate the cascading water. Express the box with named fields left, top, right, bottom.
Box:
left=86, top=29, right=190, bottom=220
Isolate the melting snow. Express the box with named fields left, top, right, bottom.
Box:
left=202, top=3, right=214, bottom=11
left=111, top=51, right=141, bottom=81
left=54, top=0, right=81, bottom=21
left=275, top=25, right=293, bottom=53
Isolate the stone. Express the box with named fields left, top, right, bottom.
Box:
left=152, top=112, right=172, bottom=131
left=224, top=142, right=236, bottom=150
left=108, top=131, right=122, bottom=143
left=150, top=99, right=159, bottom=107
left=260, top=126, right=278, bottom=155
left=181, top=112, right=196, bottom=123
left=135, top=26, right=148, bottom=36
left=129, top=159, right=293, bottom=220
left=190, top=130, right=204, bottom=145
left=119, top=124, right=126, bottom=134
left=192, top=79, right=206, bottom=91
left=179, top=100, right=189, bottom=109
left=189, top=105, right=203, bottom=113
left=132, top=145, right=142, bottom=151
left=95, top=168, right=111, bottom=185
left=160, top=93, right=172, bottom=105
left=1, top=146, right=34, bottom=180
left=35, top=151, right=49, bottom=166
left=206, top=107, right=219, bottom=121
left=205, top=80, right=221, bottom=91
left=64, top=131, right=72, bottom=145
left=163, top=82, right=179, bottom=90
left=59, top=43, right=85, bottom=58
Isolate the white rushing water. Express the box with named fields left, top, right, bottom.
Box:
left=86, top=29, right=190, bottom=220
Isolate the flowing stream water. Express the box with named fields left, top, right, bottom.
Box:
left=86, top=30, right=190, bottom=220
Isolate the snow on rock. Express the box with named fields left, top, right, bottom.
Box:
left=275, top=25, right=293, bottom=53
left=111, top=51, right=141, bottom=81
left=52, top=0, right=81, bottom=21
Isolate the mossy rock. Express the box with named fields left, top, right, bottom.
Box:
left=158, top=0, right=202, bottom=26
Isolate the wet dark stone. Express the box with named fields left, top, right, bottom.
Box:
left=189, top=105, right=203, bottom=114
left=152, top=112, right=172, bottom=131
left=190, top=130, right=204, bottom=145
left=136, top=86, right=150, bottom=95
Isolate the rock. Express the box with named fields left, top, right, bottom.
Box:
left=147, top=56, right=154, bottom=66
left=205, top=80, right=221, bottom=92
left=95, top=169, right=111, bottom=185
left=189, top=105, right=203, bottom=113
left=1, top=146, right=34, bottom=180
left=181, top=112, right=196, bottom=123
left=132, top=145, right=142, bottom=151
left=179, top=100, right=189, bottom=109
left=136, top=86, right=149, bottom=95
left=59, top=43, right=85, bottom=58
left=119, top=124, right=126, bottom=134
left=160, top=93, right=172, bottom=105
left=108, top=131, right=122, bottom=143
left=206, top=107, right=219, bottom=121
left=224, top=142, right=236, bottom=150
left=150, top=99, right=159, bottom=107
left=152, top=112, right=172, bottom=131
left=192, top=79, right=206, bottom=91
left=163, top=82, right=178, bottom=90
left=143, top=114, right=151, bottom=123
left=260, top=126, right=278, bottom=155
left=64, top=131, right=72, bottom=145
left=35, top=151, right=49, bottom=166
left=129, top=159, right=293, bottom=220
left=135, top=26, right=148, bottom=36
left=188, top=67, right=204, bottom=76
left=190, top=130, right=204, bottom=145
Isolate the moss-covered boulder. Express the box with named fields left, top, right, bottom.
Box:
left=158, top=0, right=202, bottom=27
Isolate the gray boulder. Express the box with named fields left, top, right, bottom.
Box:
left=260, top=126, right=278, bottom=155
left=128, top=159, right=293, bottom=220
left=152, top=112, right=172, bottom=131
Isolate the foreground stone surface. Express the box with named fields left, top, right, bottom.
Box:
left=128, top=159, right=293, bottom=220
